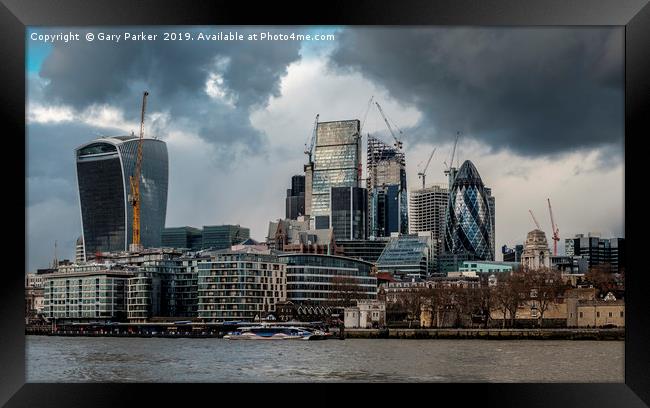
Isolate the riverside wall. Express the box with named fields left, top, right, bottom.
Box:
left=343, top=328, right=625, bottom=340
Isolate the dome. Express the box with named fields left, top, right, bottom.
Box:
left=453, top=160, right=483, bottom=186
left=525, top=229, right=549, bottom=248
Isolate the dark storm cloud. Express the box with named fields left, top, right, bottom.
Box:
left=328, top=27, right=623, bottom=158
left=36, top=27, right=304, bottom=150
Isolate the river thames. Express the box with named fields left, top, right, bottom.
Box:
left=26, top=336, right=624, bottom=382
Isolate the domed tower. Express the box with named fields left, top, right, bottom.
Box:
left=444, top=160, right=494, bottom=260
left=521, top=229, right=551, bottom=269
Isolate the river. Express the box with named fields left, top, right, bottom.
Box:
left=26, top=336, right=624, bottom=382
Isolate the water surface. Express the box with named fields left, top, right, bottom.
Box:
left=26, top=336, right=624, bottom=382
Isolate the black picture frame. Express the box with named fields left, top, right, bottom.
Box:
left=2, top=0, right=649, bottom=406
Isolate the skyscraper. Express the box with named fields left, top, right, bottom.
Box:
left=311, top=120, right=362, bottom=229
left=367, top=136, right=408, bottom=236
left=285, top=174, right=305, bottom=220
left=330, top=186, right=368, bottom=240
left=444, top=160, right=494, bottom=261
left=408, top=184, right=449, bottom=262
left=75, top=136, right=168, bottom=257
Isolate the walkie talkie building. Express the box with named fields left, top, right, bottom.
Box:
left=444, top=160, right=494, bottom=261
left=75, top=136, right=168, bottom=260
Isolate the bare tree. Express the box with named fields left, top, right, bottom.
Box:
left=328, top=275, right=367, bottom=307
left=525, top=268, right=567, bottom=327
left=584, top=264, right=617, bottom=297
left=493, top=272, right=528, bottom=328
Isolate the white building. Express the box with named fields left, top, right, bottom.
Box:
left=408, top=184, right=449, bottom=259
left=522, top=229, right=551, bottom=269
left=344, top=300, right=386, bottom=328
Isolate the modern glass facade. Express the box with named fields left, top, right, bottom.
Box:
left=162, top=226, right=203, bottom=250
left=311, top=120, right=362, bottom=227
left=330, top=186, right=368, bottom=240
left=279, top=253, right=376, bottom=305
left=369, top=185, right=402, bottom=238
left=376, top=233, right=433, bottom=278
left=75, top=136, right=168, bottom=257
left=285, top=174, right=306, bottom=220
left=202, top=225, right=250, bottom=250
left=444, top=160, right=494, bottom=261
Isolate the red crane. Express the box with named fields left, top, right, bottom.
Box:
left=547, top=198, right=560, bottom=256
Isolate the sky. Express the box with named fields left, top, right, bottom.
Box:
left=25, top=26, right=624, bottom=272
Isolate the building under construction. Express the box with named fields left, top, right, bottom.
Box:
left=366, top=135, right=408, bottom=237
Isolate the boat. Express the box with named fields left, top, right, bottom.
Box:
left=223, top=324, right=328, bottom=340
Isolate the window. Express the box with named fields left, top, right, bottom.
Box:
left=579, top=312, right=583, bottom=318
left=609, top=312, right=612, bottom=317
left=620, top=311, right=624, bottom=317
left=596, top=312, right=600, bottom=318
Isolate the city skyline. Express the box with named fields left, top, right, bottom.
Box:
left=26, top=26, right=624, bottom=272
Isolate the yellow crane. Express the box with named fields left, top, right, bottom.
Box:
left=129, top=91, right=149, bottom=251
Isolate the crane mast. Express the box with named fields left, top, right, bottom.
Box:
left=129, top=90, right=148, bottom=251
left=375, top=101, right=403, bottom=150
left=548, top=198, right=560, bottom=256
left=417, top=147, right=436, bottom=189
left=528, top=209, right=541, bottom=230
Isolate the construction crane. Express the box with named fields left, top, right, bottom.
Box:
left=548, top=198, right=560, bottom=256
left=375, top=101, right=403, bottom=150
left=304, top=113, right=319, bottom=164
left=529, top=209, right=541, bottom=230
left=129, top=90, right=149, bottom=252
left=417, top=148, right=436, bottom=189
left=446, top=131, right=461, bottom=172
left=360, top=96, right=374, bottom=135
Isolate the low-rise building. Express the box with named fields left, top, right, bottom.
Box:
left=42, top=263, right=133, bottom=323
left=279, top=253, right=376, bottom=306
left=569, top=291, right=624, bottom=328
left=344, top=300, right=386, bottom=328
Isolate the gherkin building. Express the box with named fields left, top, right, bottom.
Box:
left=444, top=160, right=494, bottom=260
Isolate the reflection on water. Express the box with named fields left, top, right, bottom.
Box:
left=26, top=336, right=624, bottom=383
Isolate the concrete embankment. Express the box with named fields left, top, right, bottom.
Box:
left=344, top=328, right=625, bottom=340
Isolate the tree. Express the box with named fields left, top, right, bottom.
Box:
left=328, top=275, right=367, bottom=307
left=585, top=264, right=617, bottom=297
left=525, top=268, right=567, bottom=327
left=493, top=272, right=528, bottom=328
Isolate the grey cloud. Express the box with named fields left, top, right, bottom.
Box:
left=36, top=27, right=303, bottom=150
left=328, top=27, right=623, bottom=159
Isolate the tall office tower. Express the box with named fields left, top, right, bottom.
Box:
left=367, top=136, right=408, bottom=236
left=311, top=120, right=362, bottom=229
left=75, top=136, right=168, bottom=257
left=408, top=184, right=449, bottom=261
left=444, top=160, right=494, bottom=261
left=202, top=225, right=250, bottom=250
left=330, top=186, right=368, bottom=240
left=285, top=174, right=306, bottom=220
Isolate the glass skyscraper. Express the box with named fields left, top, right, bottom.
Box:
left=330, top=186, right=368, bottom=240
left=444, top=160, right=494, bottom=261
left=75, top=136, right=168, bottom=259
left=311, top=120, right=362, bottom=229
